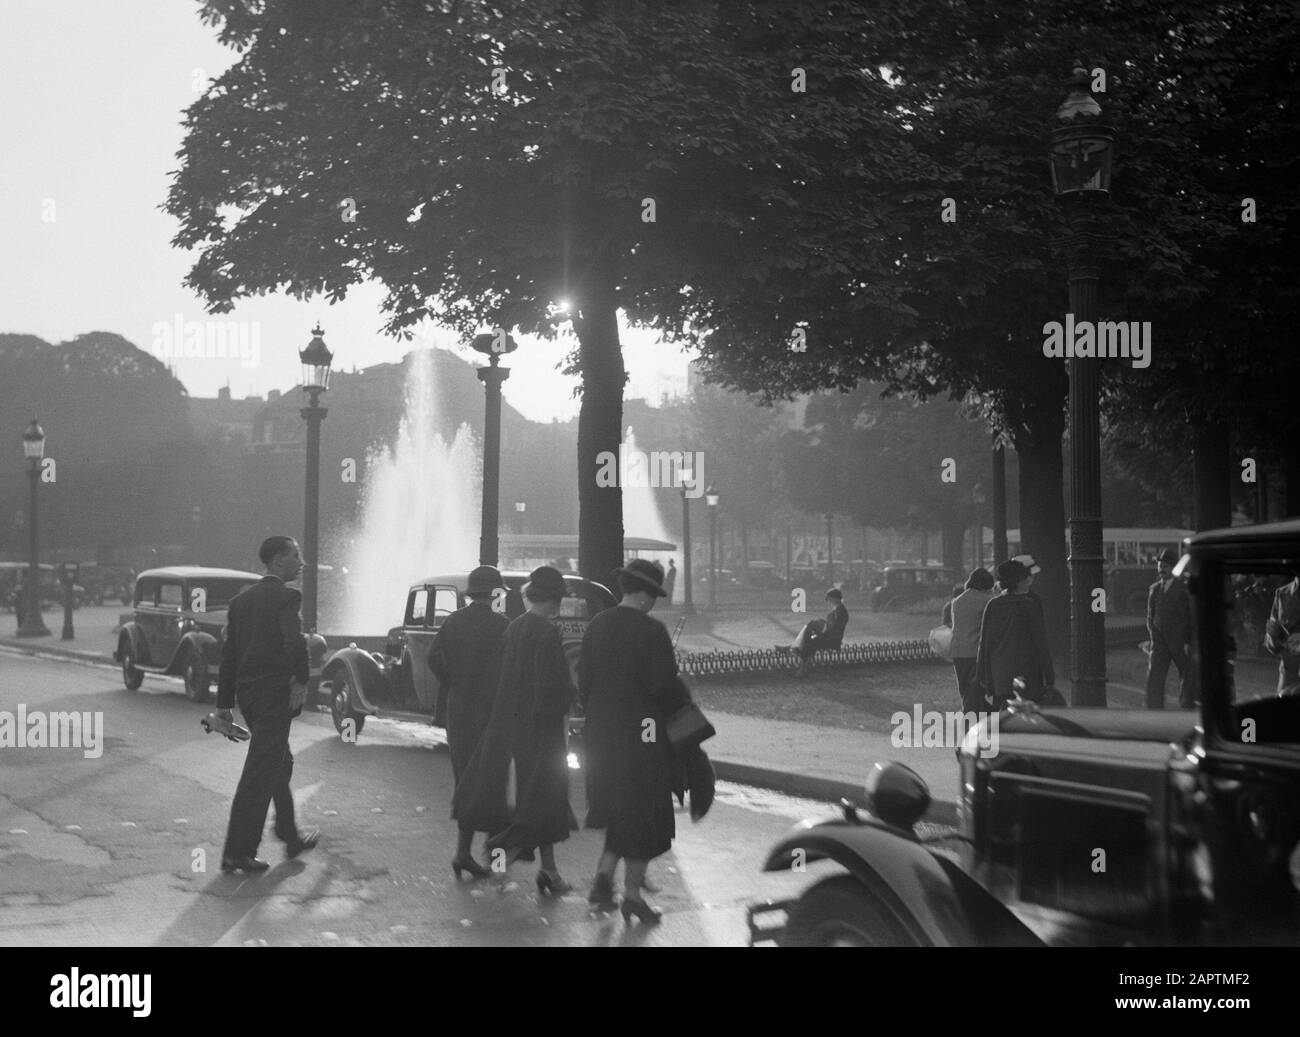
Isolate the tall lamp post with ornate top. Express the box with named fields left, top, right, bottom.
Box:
left=1049, top=63, right=1115, bottom=706
left=471, top=329, right=518, bottom=567
left=17, top=418, right=50, bottom=637
left=299, top=325, right=333, bottom=633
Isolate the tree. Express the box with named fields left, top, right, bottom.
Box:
left=170, top=0, right=917, bottom=581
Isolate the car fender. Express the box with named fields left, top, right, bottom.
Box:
left=321, top=647, right=387, bottom=715
left=762, top=819, right=1041, bottom=947
left=171, top=631, right=219, bottom=673
left=115, top=622, right=146, bottom=663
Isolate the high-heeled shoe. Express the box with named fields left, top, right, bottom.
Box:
left=620, top=894, right=663, bottom=925
left=588, top=872, right=617, bottom=911
left=451, top=854, right=490, bottom=881
left=536, top=869, right=573, bottom=896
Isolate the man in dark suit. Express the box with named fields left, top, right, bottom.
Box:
left=1146, top=548, right=1193, bottom=709
left=795, top=588, right=849, bottom=677
left=216, top=536, right=318, bottom=872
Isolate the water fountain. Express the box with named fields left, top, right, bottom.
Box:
left=329, top=349, right=481, bottom=633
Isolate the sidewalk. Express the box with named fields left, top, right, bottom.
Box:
left=706, top=709, right=962, bottom=825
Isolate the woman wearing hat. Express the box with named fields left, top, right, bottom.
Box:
left=975, top=559, right=1055, bottom=708
left=579, top=558, right=690, bottom=924
left=428, top=565, right=510, bottom=880
left=452, top=566, right=577, bottom=894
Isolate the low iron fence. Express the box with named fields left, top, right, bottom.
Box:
left=676, top=621, right=1149, bottom=679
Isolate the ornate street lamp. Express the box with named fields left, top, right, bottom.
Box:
left=1050, top=63, right=1114, bottom=707
left=971, top=483, right=987, bottom=569
left=299, top=324, right=333, bottom=632
left=17, top=418, right=50, bottom=637
left=471, top=329, right=518, bottom=567
left=679, top=457, right=695, bottom=615
left=706, top=485, right=720, bottom=610
left=514, top=500, right=526, bottom=535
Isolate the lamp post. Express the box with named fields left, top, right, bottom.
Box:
left=1049, top=63, right=1114, bottom=707
left=514, top=500, right=526, bottom=535
left=706, top=485, right=719, bottom=610
left=680, top=458, right=695, bottom=615
left=824, top=513, right=834, bottom=583
left=971, top=483, right=987, bottom=570
left=191, top=505, right=202, bottom=561
left=17, top=418, right=50, bottom=637
left=992, top=438, right=1009, bottom=566
left=471, top=330, right=517, bottom=567
left=299, top=324, right=333, bottom=633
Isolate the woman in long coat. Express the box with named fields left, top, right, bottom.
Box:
left=579, top=559, right=689, bottom=924
left=976, top=559, right=1055, bottom=707
left=451, top=566, right=576, bottom=894
left=427, top=565, right=510, bottom=880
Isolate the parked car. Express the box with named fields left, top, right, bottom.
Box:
left=870, top=565, right=958, bottom=611
left=115, top=566, right=328, bottom=703
left=749, top=519, right=1300, bottom=946
left=319, top=571, right=617, bottom=756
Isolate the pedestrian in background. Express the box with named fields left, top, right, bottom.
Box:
left=428, top=565, right=510, bottom=881
left=950, top=568, right=995, bottom=712
left=976, top=559, right=1055, bottom=708
left=793, top=588, right=849, bottom=677
left=1265, top=573, right=1300, bottom=694
left=580, top=559, right=688, bottom=924
left=1145, top=548, right=1193, bottom=708
left=453, top=566, right=576, bottom=894
left=664, top=559, right=677, bottom=603
left=216, top=536, right=318, bottom=873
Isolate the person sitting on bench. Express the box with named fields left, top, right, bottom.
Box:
left=792, top=588, right=849, bottom=677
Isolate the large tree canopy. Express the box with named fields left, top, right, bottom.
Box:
left=170, top=0, right=920, bottom=579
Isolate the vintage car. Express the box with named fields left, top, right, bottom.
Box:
left=869, top=565, right=959, bottom=611
left=319, top=570, right=617, bottom=750
left=114, top=566, right=329, bottom=703
left=750, top=520, right=1300, bottom=947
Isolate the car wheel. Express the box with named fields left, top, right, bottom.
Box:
left=120, top=639, right=144, bottom=691
left=329, top=671, right=366, bottom=740
left=780, top=876, right=914, bottom=947
left=182, top=651, right=212, bottom=703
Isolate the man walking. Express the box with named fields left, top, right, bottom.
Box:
left=216, top=536, right=318, bottom=873
left=1264, top=574, right=1300, bottom=694
left=1145, top=548, right=1193, bottom=709
left=663, top=559, right=677, bottom=603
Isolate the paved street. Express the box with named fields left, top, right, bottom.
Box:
left=0, top=647, right=837, bottom=947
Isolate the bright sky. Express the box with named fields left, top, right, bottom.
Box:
left=0, top=0, right=691, bottom=422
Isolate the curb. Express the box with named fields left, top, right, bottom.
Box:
left=0, top=638, right=115, bottom=668
left=710, top=758, right=960, bottom=827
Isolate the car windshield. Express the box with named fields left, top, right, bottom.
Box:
left=194, top=579, right=259, bottom=610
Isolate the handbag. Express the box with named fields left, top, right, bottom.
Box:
left=666, top=701, right=716, bottom=750
left=928, top=624, right=953, bottom=660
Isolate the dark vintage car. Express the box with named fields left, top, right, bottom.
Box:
left=114, top=566, right=329, bottom=703
left=750, top=520, right=1300, bottom=947
left=869, top=565, right=959, bottom=611
left=319, top=571, right=617, bottom=753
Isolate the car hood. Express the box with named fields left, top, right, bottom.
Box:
left=997, top=708, right=1195, bottom=743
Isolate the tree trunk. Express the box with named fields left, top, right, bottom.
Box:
left=574, top=269, right=625, bottom=584
left=1012, top=395, right=1068, bottom=674
left=1191, top=419, right=1231, bottom=531
left=941, top=513, right=965, bottom=576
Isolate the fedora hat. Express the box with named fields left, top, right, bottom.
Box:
left=1012, top=553, right=1041, bottom=575
left=522, top=565, right=566, bottom=602
left=1157, top=548, right=1178, bottom=564
left=466, top=565, right=506, bottom=595
left=615, top=558, right=667, bottom=597
left=997, top=559, right=1031, bottom=588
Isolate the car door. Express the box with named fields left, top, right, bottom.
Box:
left=132, top=577, right=161, bottom=664
left=151, top=580, right=185, bottom=667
